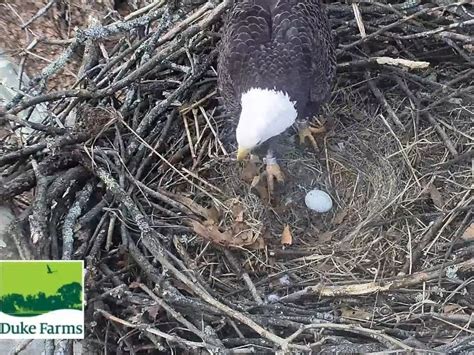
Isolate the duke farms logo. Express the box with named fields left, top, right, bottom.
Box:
left=0, top=261, right=84, bottom=339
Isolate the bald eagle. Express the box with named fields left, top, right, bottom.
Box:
left=217, top=0, right=336, bottom=198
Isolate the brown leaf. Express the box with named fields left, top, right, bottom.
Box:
left=231, top=204, right=243, bottom=216
left=318, top=231, right=333, bottom=243
left=443, top=304, right=463, bottom=314
left=189, top=219, right=257, bottom=247
left=247, top=235, right=266, bottom=250
left=129, top=281, right=141, bottom=289
left=254, top=185, right=269, bottom=201
left=332, top=209, right=348, bottom=225
left=461, top=224, right=474, bottom=241
left=235, top=210, right=244, bottom=222
left=166, top=192, right=211, bottom=219
left=226, top=198, right=244, bottom=220
left=231, top=221, right=255, bottom=243
left=206, top=206, right=221, bottom=224
left=202, top=219, right=216, bottom=226
left=340, top=306, right=372, bottom=321
left=427, top=183, right=444, bottom=208
left=262, top=229, right=272, bottom=241
left=241, top=158, right=260, bottom=183
left=172, top=278, right=196, bottom=294
left=250, top=175, right=269, bottom=201
left=147, top=305, right=161, bottom=320
left=281, top=225, right=293, bottom=246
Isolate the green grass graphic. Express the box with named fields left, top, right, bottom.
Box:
left=0, top=261, right=83, bottom=316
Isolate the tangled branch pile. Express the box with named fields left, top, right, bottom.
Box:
left=0, top=0, right=472, bottom=353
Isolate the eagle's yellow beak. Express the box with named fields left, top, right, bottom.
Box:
left=237, top=147, right=250, bottom=161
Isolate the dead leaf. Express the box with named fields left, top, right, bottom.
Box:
left=255, top=185, right=268, bottom=201
left=230, top=201, right=244, bottom=220
left=247, top=235, right=266, bottom=250
left=129, top=281, right=141, bottom=289
left=340, top=306, right=372, bottom=321
left=146, top=305, right=161, bottom=320
left=188, top=219, right=257, bottom=247
left=206, top=206, right=221, bottom=224
left=281, top=225, right=293, bottom=246
left=226, top=198, right=244, bottom=219
left=235, top=210, right=244, bottom=222
left=250, top=175, right=269, bottom=201
left=241, top=159, right=259, bottom=183
left=158, top=189, right=224, bottom=223
left=332, top=209, right=348, bottom=225
left=231, top=221, right=255, bottom=242
left=262, top=229, right=272, bottom=241
left=203, top=219, right=215, bottom=226
left=160, top=191, right=211, bottom=219
left=172, top=278, right=196, bottom=294
left=318, top=231, right=333, bottom=243
left=443, top=304, right=463, bottom=314
left=427, top=183, right=444, bottom=208
left=461, top=224, right=474, bottom=241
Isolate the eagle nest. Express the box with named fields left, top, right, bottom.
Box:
left=0, top=0, right=472, bottom=354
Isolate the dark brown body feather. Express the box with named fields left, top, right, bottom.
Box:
left=217, top=0, right=336, bottom=120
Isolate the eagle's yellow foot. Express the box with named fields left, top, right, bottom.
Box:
left=264, top=152, right=284, bottom=202
left=298, top=122, right=326, bottom=151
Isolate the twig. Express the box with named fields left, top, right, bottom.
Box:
left=395, top=75, right=459, bottom=158
left=8, top=339, right=33, bottom=355
left=282, top=323, right=413, bottom=351
left=21, top=0, right=57, bottom=29
left=224, top=249, right=264, bottom=305
left=28, top=159, right=51, bottom=256
left=279, top=258, right=474, bottom=302
left=0, top=150, right=83, bottom=200
left=338, top=57, right=429, bottom=70
left=338, top=4, right=463, bottom=53
left=435, top=149, right=473, bottom=169
left=398, top=19, right=474, bottom=40
left=400, top=214, right=446, bottom=275
left=5, top=89, right=97, bottom=116
left=7, top=214, right=35, bottom=260
left=139, top=283, right=225, bottom=349
left=0, top=112, right=66, bottom=135
left=0, top=132, right=89, bottom=167
left=97, top=309, right=210, bottom=350
left=366, top=74, right=404, bottom=130
left=62, top=182, right=93, bottom=259
left=424, top=112, right=459, bottom=158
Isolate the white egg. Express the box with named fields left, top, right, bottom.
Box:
left=305, top=189, right=333, bottom=213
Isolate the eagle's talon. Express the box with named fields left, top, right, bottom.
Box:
left=299, top=127, right=319, bottom=151
left=298, top=121, right=326, bottom=152
left=308, top=125, right=326, bottom=134
left=250, top=174, right=261, bottom=188
left=265, top=162, right=284, bottom=201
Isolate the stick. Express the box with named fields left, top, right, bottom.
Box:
left=282, top=323, right=413, bottom=351
left=61, top=183, right=93, bottom=259
left=279, top=258, right=474, bottom=302
left=21, top=0, right=57, bottom=29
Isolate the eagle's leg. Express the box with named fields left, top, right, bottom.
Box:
left=264, top=148, right=284, bottom=201
left=297, top=118, right=326, bottom=152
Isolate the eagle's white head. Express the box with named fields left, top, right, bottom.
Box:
left=236, top=88, right=297, bottom=160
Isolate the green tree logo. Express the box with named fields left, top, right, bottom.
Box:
left=0, top=261, right=83, bottom=316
